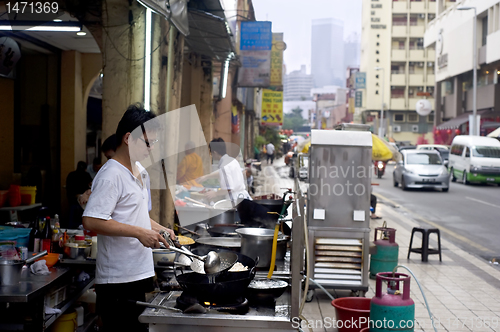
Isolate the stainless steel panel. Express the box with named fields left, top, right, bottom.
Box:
left=307, top=143, right=372, bottom=229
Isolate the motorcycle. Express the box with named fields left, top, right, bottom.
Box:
left=374, top=160, right=386, bottom=179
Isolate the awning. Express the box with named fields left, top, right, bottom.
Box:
left=184, top=8, right=234, bottom=62
left=436, top=110, right=491, bottom=129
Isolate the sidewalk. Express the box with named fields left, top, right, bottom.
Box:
left=302, top=196, right=500, bottom=332
left=255, top=160, right=500, bottom=332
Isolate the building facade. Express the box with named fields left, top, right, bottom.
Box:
left=345, top=32, right=361, bottom=69
left=424, top=0, right=500, bottom=142
left=284, top=65, right=314, bottom=101
left=311, top=18, right=345, bottom=88
left=360, top=0, right=447, bottom=143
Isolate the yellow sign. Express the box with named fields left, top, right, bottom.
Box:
left=261, top=89, right=283, bottom=126
left=349, top=97, right=355, bottom=114
left=270, top=33, right=284, bottom=87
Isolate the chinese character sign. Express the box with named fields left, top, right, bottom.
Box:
left=238, top=21, right=272, bottom=87
left=261, top=89, right=283, bottom=127
left=270, top=33, right=284, bottom=87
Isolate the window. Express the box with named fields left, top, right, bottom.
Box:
left=482, top=16, right=488, bottom=46
left=393, top=14, right=408, bottom=26
left=428, top=13, right=436, bottom=21
left=451, top=144, right=464, bottom=156
left=472, top=146, right=500, bottom=158
left=408, top=113, right=419, bottom=122
left=394, top=114, right=405, bottom=122
left=391, top=87, right=405, bottom=98
left=407, top=153, right=442, bottom=165
left=427, top=114, right=434, bottom=123
left=465, top=147, right=470, bottom=158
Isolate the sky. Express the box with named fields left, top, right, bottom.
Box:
left=251, top=0, right=362, bottom=74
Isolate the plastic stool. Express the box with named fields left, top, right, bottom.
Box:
left=407, top=227, right=442, bottom=262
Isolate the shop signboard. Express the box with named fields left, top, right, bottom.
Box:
left=355, top=72, right=366, bottom=89
left=355, top=91, right=363, bottom=108
left=270, top=33, right=285, bottom=87
left=238, top=21, right=272, bottom=87
left=261, top=89, right=283, bottom=126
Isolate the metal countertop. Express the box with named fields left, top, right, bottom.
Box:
left=0, top=266, right=70, bottom=302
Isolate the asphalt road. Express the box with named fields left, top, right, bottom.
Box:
left=373, top=162, right=500, bottom=263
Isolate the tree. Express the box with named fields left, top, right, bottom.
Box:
left=283, top=107, right=307, bottom=132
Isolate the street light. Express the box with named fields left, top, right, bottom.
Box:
left=458, top=6, right=478, bottom=135
left=375, top=67, right=385, bottom=137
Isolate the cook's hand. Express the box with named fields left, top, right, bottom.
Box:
left=138, top=228, right=169, bottom=249
left=161, top=228, right=176, bottom=240
left=78, top=190, right=91, bottom=205
left=204, top=190, right=218, bottom=200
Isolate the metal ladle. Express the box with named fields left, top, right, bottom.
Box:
left=158, top=245, right=221, bottom=274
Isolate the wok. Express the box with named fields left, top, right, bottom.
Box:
left=246, top=278, right=289, bottom=303
left=195, top=237, right=241, bottom=251
left=207, top=224, right=245, bottom=237
left=178, top=250, right=257, bottom=280
left=175, top=265, right=256, bottom=303
left=206, top=209, right=238, bottom=226
left=253, top=199, right=284, bottom=217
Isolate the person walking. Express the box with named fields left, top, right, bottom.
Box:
left=82, top=104, right=175, bottom=332
left=266, top=142, right=275, bottom=165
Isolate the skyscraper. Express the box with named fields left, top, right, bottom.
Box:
left=344, top=32, right=360, bottom=69
left=284, top=65, right=314, bottom=101
left=311, top=18, right=345, bottom=88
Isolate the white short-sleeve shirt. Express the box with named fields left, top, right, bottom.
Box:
left=83, top=159, right=154, bottom=284
left=218, top=154, right=251, bottom=203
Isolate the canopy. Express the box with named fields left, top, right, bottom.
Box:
left=372, top=134, right=400, bottom=161
left=487, top=126, right=500, bottom=138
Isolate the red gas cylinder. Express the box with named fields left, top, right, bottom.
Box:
left=370, top=272, right=415, bottom=331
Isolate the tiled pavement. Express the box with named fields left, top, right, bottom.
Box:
left=254, top=159, right=500, bottom=332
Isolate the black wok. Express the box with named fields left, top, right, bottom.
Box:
left=175, top=267, right=256, bottom=303
left=253, top=199, right=284, bottom=217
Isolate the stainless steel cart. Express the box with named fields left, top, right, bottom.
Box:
left=307, top=129, right=372, bottom=296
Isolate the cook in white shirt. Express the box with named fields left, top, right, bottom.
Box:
left=82, top=104, right=175, bottom=332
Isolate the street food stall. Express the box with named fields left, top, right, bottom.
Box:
left=139, top=184, right=306, bottom=331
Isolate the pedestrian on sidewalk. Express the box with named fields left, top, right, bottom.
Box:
left=82, top=104, right=175, bottom=332
left=266, top=142, right=275, bottom=165
left=370, top=193, right=381, bottom=219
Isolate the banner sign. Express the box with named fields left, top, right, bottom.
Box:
left=240, top=21, right=272, bottom=50
left=261, top=89, right=283, bottom=126
left=355, top=72, right=366, bottom=89
left=270, top=33, right=284, bottom=87
left=231, top=105, right=240, bottom=133
left=238, top=21, right=272, bottom=87
left=355, top=91, right=363, bottom=108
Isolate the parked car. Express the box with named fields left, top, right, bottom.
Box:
left=449, top=135, right=500, bottom=185
left=416, top=144, right=450, bottom=151
left=298, top=153, right=309, bottom=180
left=398, top=145, right=417, bottom=152
left=393, top=150, right=450, bottom=192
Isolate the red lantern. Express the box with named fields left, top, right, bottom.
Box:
left=434, top=130, right=440, bottom=135
left=446, top=129, right=452, bottom=134
left=455, top=129, right=461, bottom=135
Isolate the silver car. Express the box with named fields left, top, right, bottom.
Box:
left=393, top=150, right=450, bottom=192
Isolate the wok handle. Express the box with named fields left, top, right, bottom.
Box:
left=26, top=250, right=48, bottom=264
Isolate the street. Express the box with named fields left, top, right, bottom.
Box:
left=374, top=163, right=500, bottom=265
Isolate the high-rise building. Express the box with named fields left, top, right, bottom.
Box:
left=311, top=18, right=345, bottom=88
left=345, top=32, right=361, bottom=69
left=360, top=0, right=450, bottom=143
left=284, top=65, right=314, bottom=101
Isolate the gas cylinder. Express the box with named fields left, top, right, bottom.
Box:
left=370, top=272, right=415, bottom=332
left=369, top=227, right=398, bottom=279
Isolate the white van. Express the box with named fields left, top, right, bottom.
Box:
left=449, top=135, right=500, bottom=184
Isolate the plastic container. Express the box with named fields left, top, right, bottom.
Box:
left=0, top=190, right=8, bottom=207
left=331, top=297, right=371, bottom=332
left=20, top=186, right=36, bottom=205
left=50, top=310, right=77, bottom=332
left=36, top=252, right=60, bottom=268
left=2, top=229, right=31, bottom=247
left=8, top=185, right=21, bottom=207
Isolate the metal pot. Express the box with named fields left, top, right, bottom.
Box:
left=0, top=250, right=48, bottom=285
left=207, top=224, right=245, bottom=237
left=236, top=228, right=276, bottom=268
left=64, top=244, right=91, bottom=260
left=207, top=209, right=238, bottom=226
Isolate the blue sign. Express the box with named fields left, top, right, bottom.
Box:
left=240, top=21, right=273, bottom=50
left=355, top=72, right=366, bottom=89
